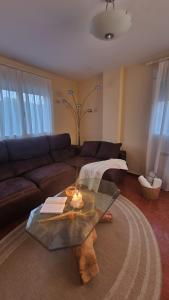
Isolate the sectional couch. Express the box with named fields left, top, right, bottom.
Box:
left=0, top=133, right=126, bottom=228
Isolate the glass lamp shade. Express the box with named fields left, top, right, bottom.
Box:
left=90, top=9, right=132, bottom=40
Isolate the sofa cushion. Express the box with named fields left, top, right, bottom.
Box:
left=6, top=135, right=49, bottom=161
left=12, top=155, right=52, bottom=176
left=66, top=156, right=99, bottom=169
left=80, top=141, right=100, bottom=157
left=0, top=177, right=39, bottom=202
left=51, top=146, right=75, bottom=163
left=24, top=162, right=76, bottom=196
left=48, top=133, right=71, bottom=150
left=96, top=142, right=122, bottom=159
left=0, top=177, right=44, bottom=228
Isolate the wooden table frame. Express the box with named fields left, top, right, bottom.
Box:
left=73, top=228, right=99, bottom=284
left=73, top=211, right=113, bottom=284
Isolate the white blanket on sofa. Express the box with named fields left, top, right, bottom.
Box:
left=77, top=159, right=128, bottom=192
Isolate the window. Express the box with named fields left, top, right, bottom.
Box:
left=153, top=101, right=169, bottom=136
left=0, top=89, right=22, bottom=137
left=0, top=65, right=52, bottom=139
left=23, top=92, right=52, bottom=136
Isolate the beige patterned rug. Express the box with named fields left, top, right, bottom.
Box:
left=0, top=195, right=162, bottom=300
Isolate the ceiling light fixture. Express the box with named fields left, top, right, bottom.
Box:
left=90, top=0, right=132, bottom=41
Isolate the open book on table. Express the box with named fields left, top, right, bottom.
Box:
left=40, top=197, right=67, bottom=214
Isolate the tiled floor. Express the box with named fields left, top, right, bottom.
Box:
left=118, top=174, right=169, bottom=300
left=0, top=173, right=169, bottom=299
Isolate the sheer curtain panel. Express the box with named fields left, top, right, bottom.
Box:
left=146, top=61, right=169, bottom=191
left=0, top=65, right=53, bottom=139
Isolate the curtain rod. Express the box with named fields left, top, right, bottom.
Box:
left=0, top=62, right=51, bottom=80
left=145, top=56, right=169, bottom=66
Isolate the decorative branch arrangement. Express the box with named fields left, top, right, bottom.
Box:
left=38, top=209, right=96, bottom=223
left=56, top=85, right=101, bottom=145
left=38, top=209, right=112, bottom=224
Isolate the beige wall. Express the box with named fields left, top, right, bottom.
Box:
left=102, top=69, right=120, bottom=142
left=102, top=65, right=153, bottom=175
left=52, top=78, right=77, bottom=144
left=0, top=56, right=78, bottom=144
left=122, top=65, right=153, bottom=174
left=78, top=74, right=103, bottom=144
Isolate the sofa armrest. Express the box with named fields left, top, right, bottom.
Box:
left=119, top=150, right=126, bottom=161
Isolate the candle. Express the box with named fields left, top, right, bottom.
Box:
left=71, top=190, right=84, bottom=209
left=72, top=190, right=82, bottom=202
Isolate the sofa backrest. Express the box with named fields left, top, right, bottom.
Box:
left=119, top=150, right=126, bottom=161
left=0, top=134, right=75, bottom=179
left=0, top=141, right=15, bottom=181
left=80, top=140, right=127, bottom=161
left=48, top=133, right=75, bottom=162
left=0, top=141, right=8, bottom=162
left=6, top=136, right=50, bottom=160
left=48, top=133, right=71, bottom=150
left=6, top=136, right=52, bottom=176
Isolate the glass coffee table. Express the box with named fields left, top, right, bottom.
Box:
left=26, top=179, right=120, bottom=284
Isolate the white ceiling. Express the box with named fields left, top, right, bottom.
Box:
left=0, top=0, right=169, bottom=79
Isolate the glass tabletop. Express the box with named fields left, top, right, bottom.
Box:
left=26, top=179, right=120, bottom=250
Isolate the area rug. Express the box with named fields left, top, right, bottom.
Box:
left=0, top=195, right=162, bottom=300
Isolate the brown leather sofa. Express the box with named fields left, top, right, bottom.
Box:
left=0, top=134, right=126, bottom=228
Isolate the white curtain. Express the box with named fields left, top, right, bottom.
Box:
left=0, top=65, right=53, bottom=139
left=146, top=61, right=169, bottom=191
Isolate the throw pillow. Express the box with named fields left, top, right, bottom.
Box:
left=96, top=141, right=122, bottom=159
left=80, top=141, right=100, bottom=157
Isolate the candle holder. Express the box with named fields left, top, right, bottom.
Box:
left=65, top=186, right=76, bottom=197
left=70, top=190, right=84, bottom=209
